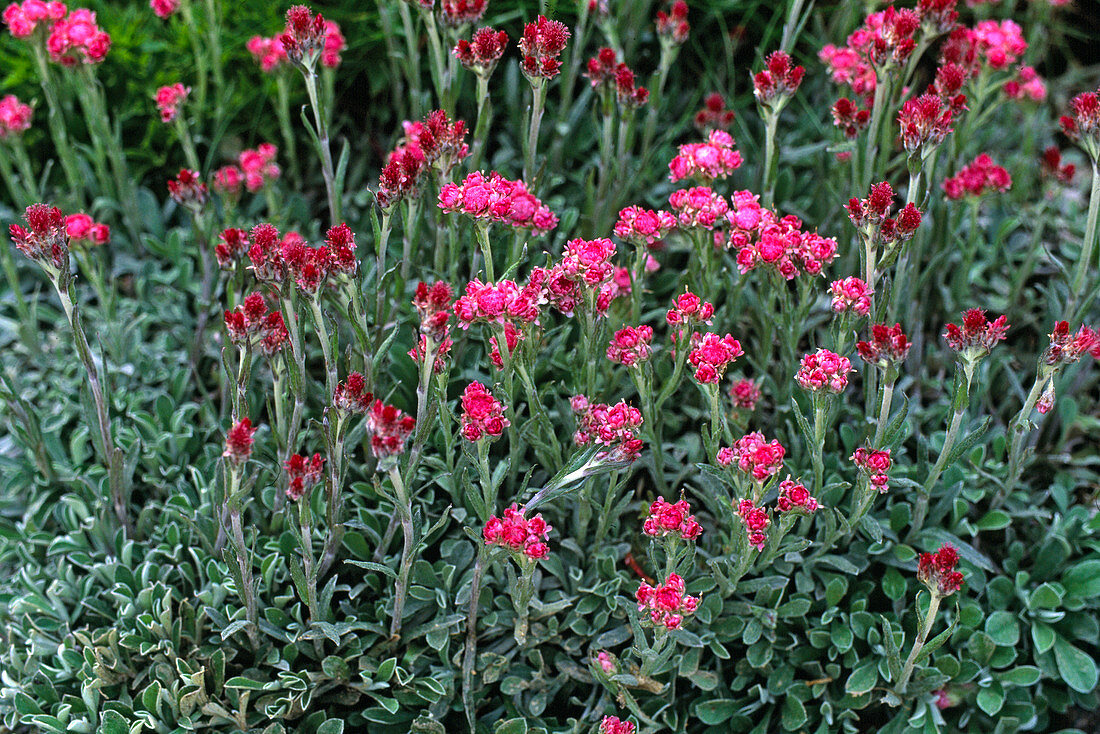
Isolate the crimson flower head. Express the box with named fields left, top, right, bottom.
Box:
left=857, top=323, right=911, bottom=370
left=1060, top=87, right=1100, bottom=161
left=643, top=497, right=702, bottom=541
left=213, top=166, right=244, bottom=200
left=614, top=205, right=676, bottom=246
left=1042, top=321, right=1098, bottom=366
left=717, top=432, right=785, bottom=482
left=154, top=83, right=189, bottom=123
left=572, top=396, right=645, bottom=463
left=943, top=309, right=1009, bottom=363
left=223, top=417, right=257, bottom=465
left=600, top=716, right=636, bottom=734
left=64, top=213, right=109, bottom=247
left=736, top=499, right=770, bottom=550
left=0, top=94, right=33, bottom=138
left=454, top=27, right=508, bottom=77
left=668, top=130, right=742, bottom=184
left=3, top=1, right=68, bottom=39
left=441, top=0, right=486, bottom=26
left=655, top=0, right=689, bottom=45
left=917, top=544, right=964, bottom=597
left=247, top=35, right=289, bottom=72
left=668, top=186, right=729, bottom=229
left=483, top=505, right=552, bottom=561
left=942, top=153, right=1011, bottom=200
left=1040, top=147, right=1075, bottom=184
left=852, top=447, right=892, bottom=492
left=636, top=573, right=698, bottom=629
left=438, top=171, right=557, bottom=234
left=695, top=92, right=736, bottom=132
left=916, top=0, right=957, bottom=34
left=518, top=15, right=569, bottom=81
left=367, top=400, right=415, bottom=463
left=830, top=276, right=873, bottom=316
left=332, top=372, right=373, bottom=414
left=460, top=382, right=509, bottom=441
left=848, top=182, right=921, bottom=251
left=239, top=143, right=281, bottom=192
left=831, top=97, right=870, bottom=139
left=285, top=452, right=324, bottom=501
left=777, top=477, right=818, bottom=513
left=729, top=378, right=761, bottom=411
left=687, top=332, right=743, bottom=384
left=607, top=325, right=654, bottom=367
left=280, top=5, right=326, bottom=67
left=753, top=51, right=804, bottom=106
left=223, top=292, right=289, bottom=356
left=898, top=94, right=954, bottom=156
left=796, top=349, right=852, bottom=394
left=46, top=9, right=111, bottom=65
left=413, top=281, right=454, bottom=339
left=168, top=169, right=208, bottom=209
left=9, top=203, right=68, bottom=272
left=150, top=0, right=180, bottom=19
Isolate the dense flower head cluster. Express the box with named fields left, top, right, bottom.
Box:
left=284, top=452, right=324, bottom=501
left=614, top=205, right=676, bottom=246
left=246, top=223, right=354, bottom=292
left=3, top=0, right=67, bottom=38
left=737, top=499, right=770, bottom=550
left=367, top=400, right=415, bottom=460
left=857, top=323, right=911, bottom=368
left=584, top=49, right=648, bottom=109
left=687, top=332, right=743, bottom=384
left=753, top=51, right=805, bottom=105
left=453, top=275, right=544, bottom=329
left=1043, top=321, right=1099, bottom=366
left=831, top=97, right=871, bottom=139
left=819, top=7, right=918, bottom=96
left=607, top=325, right=653, bottom=367
left=599, top=716, right=636, bottom=734
left=943, top=309, right=1009, bottom=357
left=668, top=130, right=742, bottom=183
left=929, top=63, right=969, bottom=117
left=400, top=110, right=469, bottom=183
left=729, top=378, right=762, bottom=411
left=695, top=92, right=735, bottom=132
left=212, top=165, right=244, bottom=199
left=438, top=171, right=557, bottom=234
left=413, top=281, right=453, bottom=340
left=223, top=293, right=289, bottom=356
left=488, top=321, right=520, bottom=369
left=332, top=372, right=373, bottom=413
left=150, top=0, right=178, bottom=19
left=323, top=222, right=357, bottom=275
left=636, top=573, right=698, bottom=629
left=972, top=20, right=1027, bottom=70
left=727, top=195, right=839, bottom=279
left=440, top=0, right=486, bottom=26
left=717, top=431, right=785, bottom=481
left=549, top=237, right=617, bottom=298
left=776, top=478, right=818, bottom=513
left=830, top=276, right=873, bottom=316
left=246, top=34, right=288, bottom=72
left=819, top=45, right=875, bottom=98
left=167, top=169, right=208, bottom=209
left=918, top=544, right=964, bottom=596
left=409, top=332, right=453, bottom=374
left=279, top=5, right=327, bottom=67
left=1060, top=87, right=1100, bottom=159
left=9, top=203, right=68, bottom=271
left=916, top=0, right=957, bottom=34
left=454, top=26, right=508, bottom=76
left=655, top=0, right=689, bottom=45
left=1004, top=66, right=1046, bottom=102
left=667, top=186, right=729, bottom=229
left=460, top=381, right=509, bottom=441
left=847, top=182, right=922, bottom=245
left=239, top=143, right=281, bottom=192
left=215, top=228, right=249, bottom=268
left=1040, top=147, right=1075, bottom=183
left=571, top=396, right=645, bottom=463
left=0, top=94, right=32, bottom=140
left=643, top=497, right=702, bottom=541
left=852, top=447, right=892, bottom=491
left=665, top=290, right=714, bottom=341
left=942, top=154, right=1011, bottom=200
left=898, top=94, right=954, bottom=154
left=64, top=213, right=109, bottom=246
left=223, top=417, right=256, bottom=465
left=154, top=83, right=189, bottom=123
left=796, top=349, right=853, bottom=393
left=45, top=8, right=111, bottom=65
left=483, top=505, right=551, bottom=560
left=518, top=15, right=569, bottom=80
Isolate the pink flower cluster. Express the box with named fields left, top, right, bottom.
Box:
left=167, top=169, right=208, bottom=208
left=9, top=203, right=69, bottom=271
left=64, top=213, right=109, bottom=245
left=898, top=94, right=954, bottom=154
left=830, top=276, right=873, bottom=316
left=776, top=478, right=818, bottom=513
left=223, top=292, right=289, bottom=356
left=1041, top=147, right=1076, bottom=183
left=3, top=0, right=66, bottom=38
left=942, top=154, right=1011, bottom=200
left=666, top=290, right=714, bottom=343
left=819, top=7, right=919, bottom=95
left=635, top=573, right=698, bottom=629
left=717, top=432, right=785, bottom=482
left=727, top=192, right=839, bottom=279
left=150, top=0, right=178, bottom=19
left=378, top=110, right=469, bottom=209
left=972, top=20, right=1027, bottom=70
left=694, top=92, right=735, bottom=132
left=453, top=276, right=543, bottom=329
left=753, top=51, right=804, bottom=105
left=831, top=98, right=871, bottom=139
left=215, top=228, right=249, bottom=268
left=1043, top=321, right=1099, bottom=366
left=668, top=186, right=729, bottom=229
left=285, top=452, right=324, bottom=501
left=668, top=130, right=742, bottom=183
left=599, top=716, right=636, bottom=734
left=614, top=205, right=676, bottom=246
left=1004, top=66, right=1046, bottom=102
left=687, top=332, right=743, bottom=384
left=247, top=223, right=357, bottom=294
left=847, top=182, right=922, bottom=245
left=737, top=499, right=771, bottom=550
left=540, top=237, right=619, bottom=316
left=154, top=83, right=189, bottom=123
left=367, top=400, right=415, bottom=460
left=238, top=143, right=281, bottom=193
left=943, top=309, right=1009, bottom=355
left=518, top=15, right=569, bottom=80
left=729, top=378, right=761, bottom=411
left=643, top=497, right=702, bottom=541
left=278, top=6, right=344, bottom=68
left=1061, top=87, right=1100, bottom=153
left=852, top=447, right=892, bottom=492
left=460, top=382, right=509, bottom=441
left=413, top=281, right=453, bottom=339
left=246, top=35, right=289, bottom=72
left=585, top=47, right=649, bottom=108
left=454, top=26, right=508, bottom=77
left=607, top=325, right=653, bottom=367
left=655, top=0, right=689, bottom=45
left=440, top=0, right=487, bottom=26
left=438, top=171, right=557, bottom=235
left=45, top=7, right=110, bottom=65
left=857, top=323, right=911, bottom=368
left=796, top=349, right=852, bottom=394
left=917, top=544, right=964, bottom=596
left=223, top=417, right=256, bottom=465
left=0, top=94, right=32, bottom=138
left=483, top=505, right=551, bottom=560
left=571, top=396, right=644, bottom=463
left=332, top=372, right=373, bottom=413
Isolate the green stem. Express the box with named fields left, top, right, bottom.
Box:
left=1067, top=160, right=1100, bottom=321
left=995, top=370, right=1050, bottom=510
left=475, top=221, right=494, bottom=281
left=389, top=466, right=416, bottom=639
left=761, top=109, right=780, bottom=209
left=523, top=80, right=548, bottom=188
left=302, top=68, right=340, bottom=226
left=470, top=75, right=492, bottom=173
left=309, top=298, right=336, bottom=399
left=897, top=593, right=943, bottom=694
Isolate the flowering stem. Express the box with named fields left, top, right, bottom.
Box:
left=475, top=437, right=494, bottom=520
left=897, top=592, right=943, bottom=695
left=401, top=198, right=419, bottom=281
left=309, top=299, right=336, bottom=409
left=1067, top=159, right=1100, bottom=322
left=872, top=370, right=897, bottom=448
left=231, top=346, right=252, bottom=421
left=515, top=361, right=564, bottom=469
left=594, top=108, right=616, bottom=226
left=594, top=471, right=625, bottom=544
left=301, top=67, right=340, bottom=227
left=860, top=73, right=891, bottom=194
left=396, top=1, right=422, bottom=117
left=373, top=212, right=393, bottom=334
left=319, top=415, right=346, bottom=578
left=179, top=0, right=209, bottom=113
left=761, top=109, right=780, bottom=210
left=173, top=115, right=202, bottom=173
left=640, top=41, right=676, bottom=170
left=996, top=370, right=1050, bottom=510
left=388, top=466, right=416, bottom=640
left=296, top=491, right=323, bottom=648
left=30, top=43, right=83, bottom=205
left=475, top=221, right=494, bottom=281
left=78, top=67, right=141, bottom=244
left=470, top=75, right=493, bottom=173
left=462, top=550, right=485, bottom=731
left=420, top=8, right=448, bottom=112
left=225, top=467, right=259, bottom=648
left=910, top=371, right=971, bottom=539
left=811, top=403, right=827, bottom=495
left=10, top=137, right=40, bottom=202
left=513, top=562, right=535, bottom=647
left=523, top=80, right=548, bottom=189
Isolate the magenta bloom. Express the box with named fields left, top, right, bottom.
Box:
left=460, top=382, right=509, bottom=441
left=636, top=573, right=699, bottom=629
left=643, top=497, right=702, bottom=541
left=483, top=505, right=552, bottom=560
left=668, top=130, right=742, bottom=184
left=795, top=349, right=853, bottom=394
